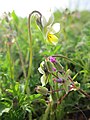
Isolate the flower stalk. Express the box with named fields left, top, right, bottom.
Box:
left=25, top=11, right=42, bottom=94
left=27, top=10, right=42, bottom=79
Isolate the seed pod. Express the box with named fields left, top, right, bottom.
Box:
left=36, top=86, right=48, bottom=95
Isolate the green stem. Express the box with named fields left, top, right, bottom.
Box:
left=25, top=11, right=42, bottom=94
left=42, top=103, right=51, bottom=120
left=52, top=54, right=83, bottom=68
left=7, top=45, right=14, bottom=87
left=27, top=10, right=42, bottom=79
left=26, top=11, right=42, bottom=120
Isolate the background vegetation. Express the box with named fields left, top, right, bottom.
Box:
left=0, top=9, right=90, bottom=120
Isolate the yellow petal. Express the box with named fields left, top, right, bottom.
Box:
left=47, top=33, right=58, bottom=45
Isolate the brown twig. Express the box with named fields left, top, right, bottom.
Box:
left=68, top=75, right=90, bottom=99
left=57, top=90, right=70, bottom=104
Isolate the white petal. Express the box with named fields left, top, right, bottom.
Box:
left=51, top=23, right=60, bottom=34
left=38, top=67, right=45, bottom=74
left=47, top=14, right=54, bottom=26
left=41, top=12, right=54, bottom=27
left=41, top=16, right=47, bottom=27
left=52, top=41, right=58, bottom=46
left=41, top=74, right=47, bottom=86
left=40, top=61, right=45, bottom=67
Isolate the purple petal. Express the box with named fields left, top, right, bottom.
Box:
left=56, top=78, right=63, bottom=83
left=49, top=56, right=56, bottom=63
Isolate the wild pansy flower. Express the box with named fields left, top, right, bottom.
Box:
left=41, top=12, right=60, bottom=45
left=38, top=61, right=49, bottom=86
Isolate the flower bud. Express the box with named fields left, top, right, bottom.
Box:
left=53, top=78, right=63, bottom=83
left=49, top=56, right=56, bottom=63
left=52, top=67, right=56, bottom=71
left=74, top=81, right=80, bottom=90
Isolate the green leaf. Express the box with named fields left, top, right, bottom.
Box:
left=15, top=82, right=20, bottom=92
left=54, top=61, right=63, bottom=71
left=29, top=94, right=42, bottom=101
left=11, top=10, right=19, bottom=24
left=0, top=102, right=10, bottom=116
left=63, top=80, right=71, bottom=93
left=64, top=69, right=72, bottom=79
left=46, top=61, right=53, bottom=72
